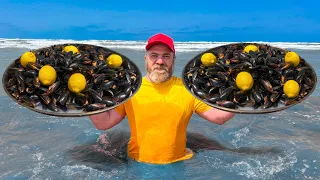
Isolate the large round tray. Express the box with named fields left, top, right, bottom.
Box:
left=182, top=43, right=317, bottom=114
left=2, top=43, right=142, bottom=117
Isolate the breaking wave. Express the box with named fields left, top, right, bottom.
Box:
left=1, top=38, right=320, bottom=52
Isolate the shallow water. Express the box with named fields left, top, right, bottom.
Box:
left=0, top=46, right=319, bottom=180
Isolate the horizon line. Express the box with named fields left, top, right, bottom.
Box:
left=1, top=37, right=320, bottom=44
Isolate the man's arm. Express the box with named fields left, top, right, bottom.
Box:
left=197, top=107, right=235, bottom=125
left=89, top=109, right=125, bottom=130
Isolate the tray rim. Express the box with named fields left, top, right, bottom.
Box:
left=2, top=43, right=143, bottom=117
left=181, top=42, right=318, bottom=114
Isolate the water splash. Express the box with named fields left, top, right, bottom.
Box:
left=230, top=151, right=297, bottom=179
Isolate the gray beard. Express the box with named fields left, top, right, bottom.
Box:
left=146, top=63, right=174, bottom=83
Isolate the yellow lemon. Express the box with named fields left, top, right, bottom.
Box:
left=62, top=45, right=79, bottom=54
left=236, top=71, right=254, bottom=91
left=38, top=65, right=57, bottom=86
left=201, top=52, right=217, bottom=66
left=283, top=80, right=300, bottom=98
left=284, top=51, right=300, bottom=67
left=106, top=54, right=123, bottom=68
left=20, top=51, right=36, bottom=68
left=68, top=73, right=87, bottom=93
left=244, top=45, right=259, bottom=53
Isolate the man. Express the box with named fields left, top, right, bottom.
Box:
left=89, top=33, right=235, bottom=164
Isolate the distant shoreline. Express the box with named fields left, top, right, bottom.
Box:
left=1, top=37, right=319, bottom=43
left=1, top=38, right=320, bottom=51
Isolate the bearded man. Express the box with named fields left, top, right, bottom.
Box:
left=89, top=33, right=235, bottom=164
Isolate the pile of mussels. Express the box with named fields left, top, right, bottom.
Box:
left=183, top=43, right=316, bottom=112
left=3, top=44, right=141, bottom=115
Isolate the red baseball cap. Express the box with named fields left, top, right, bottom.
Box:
left=145, top=33, right=175, bottom=53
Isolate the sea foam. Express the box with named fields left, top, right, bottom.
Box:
left=1, top=38, right=320, bottom=52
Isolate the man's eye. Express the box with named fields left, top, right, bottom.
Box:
left=163, top=55, right=170, bottom=59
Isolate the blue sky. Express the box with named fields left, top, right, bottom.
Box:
left=0, top=0, right=319, bottom=42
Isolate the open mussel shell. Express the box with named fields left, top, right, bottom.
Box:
left=2, top=43, right=142, bottom=117
left=182, top=43, right=317, bottom=114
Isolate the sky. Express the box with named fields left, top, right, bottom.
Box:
left=0, top=0, right=319, bottom=42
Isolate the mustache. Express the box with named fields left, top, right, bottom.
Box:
left=152, top=64, right=168, bottom=71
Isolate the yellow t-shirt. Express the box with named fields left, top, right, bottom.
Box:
left=114, top=76, right=212, bottom=164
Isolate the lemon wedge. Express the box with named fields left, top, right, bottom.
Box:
left=283, top=80, right=300, bottom=98
left=200, top=52, right=217, bottom=66
left=236, top=71, right=254, bottom=92
left=68, top=73, right=87, bottom=93
left=20, top=51, right=36, bottom=68
left=38, top=65, right=57, bottom=86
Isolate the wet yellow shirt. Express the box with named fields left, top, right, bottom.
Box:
left=115, top=76, right=212, bottom=164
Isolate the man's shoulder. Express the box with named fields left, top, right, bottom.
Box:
left=172, top=76, right=183, bottom=84
left=171, top=76, right=193, bottom=96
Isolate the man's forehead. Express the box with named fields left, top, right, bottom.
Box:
left=147, top=44, right=173, bottom=53
left=149, top=51, right=171, bottom=55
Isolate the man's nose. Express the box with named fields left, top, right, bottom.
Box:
left=155, top=57, right=165, bottom=64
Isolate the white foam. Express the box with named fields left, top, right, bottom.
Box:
left=230, top=127, right=251, bottom=147
left=61, top=164, right=115, bottom=178
left=231, top=152, right=297, bottom=179
left=31, top=152, right=43, bottom=161
left=1, top=38, right=320, bottom=52
left=205, top=149, right=298, bottom=179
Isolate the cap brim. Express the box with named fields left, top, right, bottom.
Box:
left=146, top=41, right=174, bottom=52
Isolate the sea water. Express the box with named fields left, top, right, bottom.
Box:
left=0, top=39, right=319, bottom=180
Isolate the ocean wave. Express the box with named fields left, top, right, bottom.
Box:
left=1, top=38, right=320, bottom=52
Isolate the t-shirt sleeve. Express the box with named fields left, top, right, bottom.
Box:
left=114, top=103, right=126, bottom=117
left=193, top=97, right=212, bottom=114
